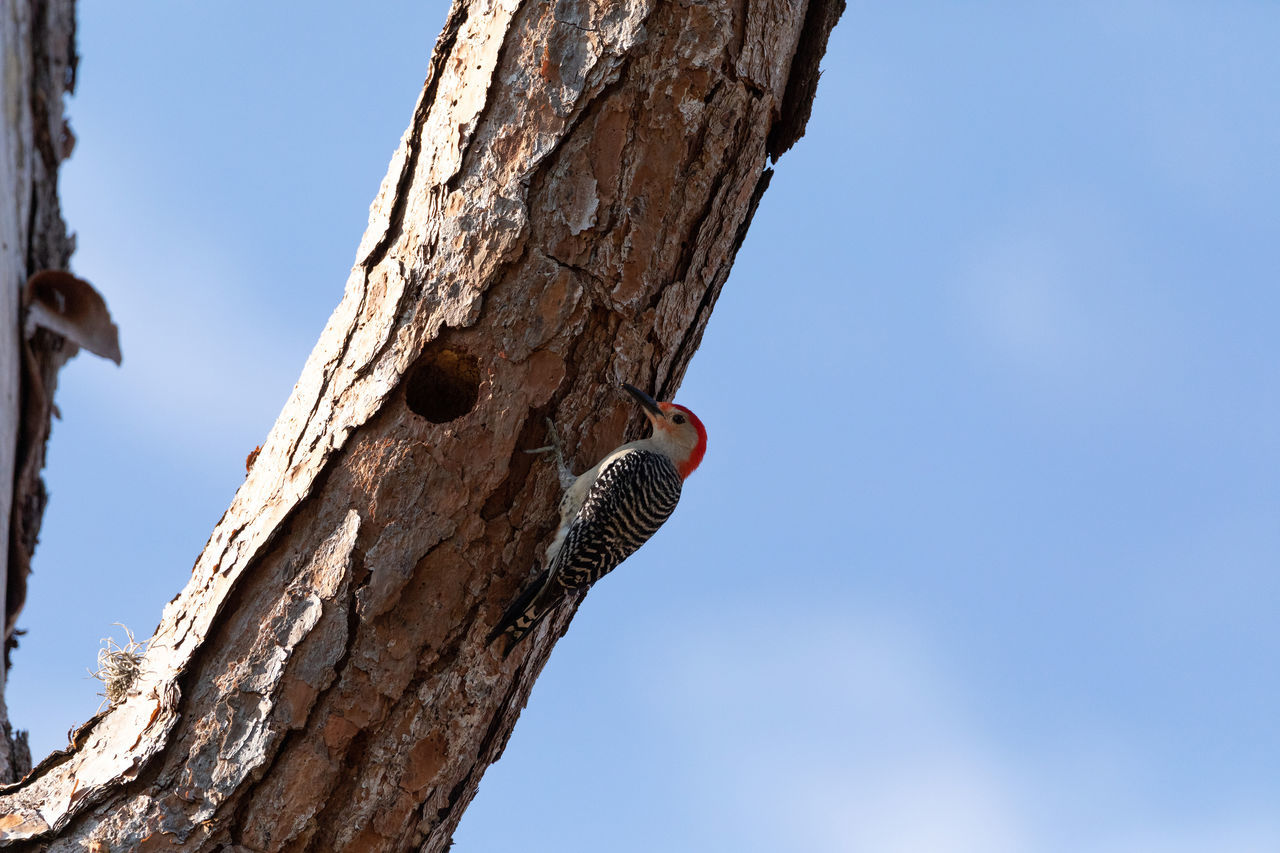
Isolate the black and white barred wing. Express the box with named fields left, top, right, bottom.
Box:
left=553, top=449, right=683, bottom=590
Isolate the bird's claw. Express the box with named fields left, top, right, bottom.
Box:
left=525, top=417, right=575, bottom=490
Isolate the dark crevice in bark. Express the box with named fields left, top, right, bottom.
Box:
left=767, top=0, right=846, bottom=161
left=666, top=166, right=729, bottom=311
left=413, top=594, right=586, bottom=851
left=522, top=58, right=635, bottom=207
left=480, top=406, right=548, bottom=522
left=677, top=77, right=724, bottom=180
left=23, top=183, right=39, bottom=278
left=729, top=167, right=775, bottom=268
left=517, top=3, right=661, bottom=274
left=23, top=0, right=75, bottom=273
left=646, top=154, right=731, bottom=314
left=298, top=723, right=373, bottom=853
left=298, top=596, right=479, bottom=851
left=543, top=250, right=611, bottom=301
left=564, top=307, right=619, bottom=415
left=421, top=670, right=523, bottom=842
left=362, top=2, right=469, bottom=271
left=282, top=339, right=349, bottom=470
left=223, top=536, right=380, bottom=850
left=728, top=0, right=747, bottom=64
left=658, top=165, right=772, bottom=402
left=722, top=62, right=770, bottom=102
left=28, top=0, right=60, bottom=171
left=347, top=257, right=424, bottom=389
left=448, top=0, right=533, bottom=192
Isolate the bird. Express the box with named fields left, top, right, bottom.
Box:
left=490, top=383, right=707, bottom=653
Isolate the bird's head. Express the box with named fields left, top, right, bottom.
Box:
left=622, top=383, right=707, bottom=479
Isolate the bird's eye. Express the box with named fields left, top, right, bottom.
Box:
left=673, top=414, right=686, bottom=425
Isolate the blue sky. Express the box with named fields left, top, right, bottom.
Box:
left=10, top=2, right=1279, bottom=850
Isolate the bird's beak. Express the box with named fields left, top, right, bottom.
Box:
left=622, top=383, right=663, bottom=421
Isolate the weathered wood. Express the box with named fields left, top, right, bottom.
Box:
left=0, top=0, right=30, bottom=788
left=0, top=0, right=79, bottom=786
left=0, top=0, right=843, bottom=848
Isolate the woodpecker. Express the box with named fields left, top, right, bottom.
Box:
left=491, top=383, right=707, bottom=653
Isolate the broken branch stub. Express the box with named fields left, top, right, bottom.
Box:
left=22, top=270, right=122, bottom=365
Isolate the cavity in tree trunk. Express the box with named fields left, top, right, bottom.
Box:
left=0, top=0, right=844, bottom=849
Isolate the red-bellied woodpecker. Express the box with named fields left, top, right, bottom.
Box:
left=490, top=383, right=707, bottom=653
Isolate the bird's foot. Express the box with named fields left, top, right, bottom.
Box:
left=525, top=417, right=576, bottom=490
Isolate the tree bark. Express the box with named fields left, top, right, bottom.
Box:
left=0, top=0, right=79, bottom=786
left=0, top=0, right=843, bottom=849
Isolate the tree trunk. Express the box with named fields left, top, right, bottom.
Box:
left=0, top=0, right=79, bottom=786
left=0, top=0, right=843, bottom=849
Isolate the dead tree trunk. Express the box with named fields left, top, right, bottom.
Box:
left=0, top=0, right=79, bottom=787
left=0, top=0, right=843, bottom=849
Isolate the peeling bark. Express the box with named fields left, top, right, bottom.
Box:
left=0, top=0, right=843, bottom=849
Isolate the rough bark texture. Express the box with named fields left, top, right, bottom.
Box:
left=0, top=0, right=843, bottom=849
left=0, top=0, right=78, bottom=786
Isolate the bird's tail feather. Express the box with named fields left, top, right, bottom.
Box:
left=489, top=572, right=560, bottom=655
